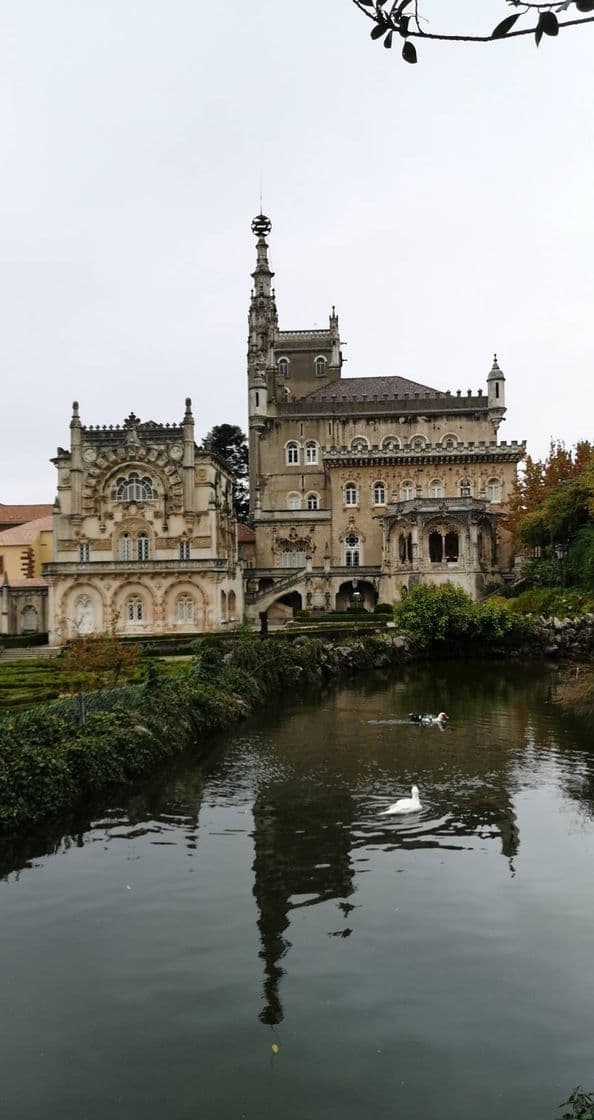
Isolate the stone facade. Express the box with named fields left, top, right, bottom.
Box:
left=245, top=214, right=525, bottom=622
left=45, top=400, right=243, bottom=644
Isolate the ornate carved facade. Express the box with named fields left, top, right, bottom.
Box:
left=245, top=214, right=525, bottom=621
left=46, top=400, right=242, bottom=644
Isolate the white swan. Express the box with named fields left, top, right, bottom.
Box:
left=381, top=785, right=422, bottom=815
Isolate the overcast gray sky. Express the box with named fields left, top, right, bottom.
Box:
left=1, top=1, right=593, bottom=502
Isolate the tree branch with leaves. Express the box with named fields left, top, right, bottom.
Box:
left=353, top=1, right=594, bottom=64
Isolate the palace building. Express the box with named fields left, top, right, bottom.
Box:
left=45, top=400, right=242, bottom=644
left=245, top=214, right=524, bottom=622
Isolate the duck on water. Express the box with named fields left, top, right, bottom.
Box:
left=408, top=712, right=449, bottom=725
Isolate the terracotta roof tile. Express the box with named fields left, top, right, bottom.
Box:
left=0, top=503, right=53, bottom=526
left=0, top=515, right=54, bottom=546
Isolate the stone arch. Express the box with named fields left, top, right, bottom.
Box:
left=228, top=589, right=237, bottom=621
left=335, top=579, right=378, bottom=612
left=267, top=590, right=302, bottom=624
left=83, top=456, right=183, bottom=516
left=112, top=580, right=155, bottom=632
left=162, top=578, right=208, bottom=632
left=114, top=517, right=154, bottom=560
left=61, top=582, right=105, bottom=639
left=21, top=604, right=39, bottom=633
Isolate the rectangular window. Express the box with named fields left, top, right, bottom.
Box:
left=179, top=540, right=191, bottom=560
left=79, top=543, right=90, bottom=562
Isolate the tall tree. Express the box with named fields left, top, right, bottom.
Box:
left=203, top=424, right=249, bottom=522
left=353, top=1, right=594, bottom=65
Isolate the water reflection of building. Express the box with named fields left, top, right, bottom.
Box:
left=252, top=784, right=356, bottom=1025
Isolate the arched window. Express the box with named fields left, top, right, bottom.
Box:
left=487, top=478, right=501, bottom=502
left=401, top=481, right=414, bottom=501
left=278, top=357, right=289, bottom=377
left=373, top=482, right=386, bottom=506
left=306, top=492, right=320, bottom=510
left=220, top=590, right=227, bottom=620
left=112, top=473, right=156, bottom=502
left=351, top=437, right=369, bottom=453
left=344, top=532, right=361, bottom=568
left=119, top=533, right=131, bottom=561
left=445, top=532, right=459, bottom=562
left=459, top=479, right=472, bottom=498
left=315, top=356, right=327, bottom=377
left=442, top=435, right=457, bottom=450
left=179, top=540, right=191, bottom=560
left=286, top=441, right=300, bottom=466
left=126, top=597, right=144, bottom=622
left=398, top=533, right=413, bottom=564
left=281, top=548, right=307, bottom=568
left=344, top=482, right=358, bottom=507
left=287, top=493, right=301, bottom=510
left=228, top=590, right=237, bottom=620
left=429, top=532, right=443, bottom=563
left=382, top=437, right=400, bottom=452
left=305, top=440, right=318, bottom=465
left=22, top=605, right=38, bottom=632
left=412, top=437, right=426, bottom=451
left=177, top=596, right=194, bottom=622
left=430, top=479, right=443, bottom=499
left=136, top=534, right=150, bottom=561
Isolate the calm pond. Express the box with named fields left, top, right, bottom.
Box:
left=1, top=661, right=593, bottom=1120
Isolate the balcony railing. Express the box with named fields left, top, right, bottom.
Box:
left=43, top=558, right=229, bottom=576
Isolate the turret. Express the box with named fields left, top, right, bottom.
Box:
left=487, top=354, right=506, bottom=435
left=70, top=400, right=82, bottom=518
left=248, top=213, right=277, bottom=516
left=182, top=397, right=195, bottom=514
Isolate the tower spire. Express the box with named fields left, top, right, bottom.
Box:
left=251, top=213, right=274, bottom=298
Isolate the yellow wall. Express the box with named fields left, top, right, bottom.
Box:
left=0, top=528, right=52, bottom=581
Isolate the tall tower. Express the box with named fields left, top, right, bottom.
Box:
left=248, top=214, right=278, bottom=516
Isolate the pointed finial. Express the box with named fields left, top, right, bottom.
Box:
left=185, top=397, right=193, bottom=418
left=487, top=353, right=505, bottom=383
left=72, top=401, right=79, bottom=418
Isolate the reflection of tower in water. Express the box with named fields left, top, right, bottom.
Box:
left=252, top=783, right=356, bottom=1026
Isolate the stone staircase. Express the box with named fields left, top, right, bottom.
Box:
left=245, top=568, right=307, bottom=605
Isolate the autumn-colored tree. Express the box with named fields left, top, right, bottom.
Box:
left=508, top=440, right=594, bottom=541
left=61, top=632, right=140, bottom=691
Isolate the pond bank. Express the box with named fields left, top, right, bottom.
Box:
left=0, top=632, right=412, bottom=835
left=1, top=616, right=593, bottom=837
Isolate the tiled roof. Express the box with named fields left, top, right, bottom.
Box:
left=0, top=515, right=54, bottom=546
left=237, top=523, right=256, bottom=543
left=302, top=376, right=439, bottom=402
left=0, top=503, right=54, bottom=526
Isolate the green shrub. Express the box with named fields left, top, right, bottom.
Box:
left=373, top=603, right=394, bottom=615
left=394, top=583, right=519, bottom=650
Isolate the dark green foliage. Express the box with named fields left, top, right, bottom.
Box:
left=0, top=630, right=411, bottom=833
left=203, top=423, right=249, bottom=521
left=557, top=1086, right=594, bottom=1120
left=0, top=632, right=48, bottom=649
left=354, top=0, right=594, bottom=65
left=567, top=524, right=594, bottom=589
left=394, top=583, right=517, bottom=651
left=373, top=603, right=394, bottom=615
